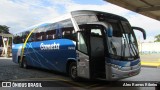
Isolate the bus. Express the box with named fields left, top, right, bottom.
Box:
left=12, top=10, right=146, bottom=80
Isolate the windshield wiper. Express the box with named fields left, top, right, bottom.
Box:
left=122, top=34, right=137, bottom=58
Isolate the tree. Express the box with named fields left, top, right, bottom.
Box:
left=0, top=25, right=10, bottom=34
left=154, top=34, right=160, bottom=42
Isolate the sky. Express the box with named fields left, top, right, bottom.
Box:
left=0, top=0, right=160, bottom=42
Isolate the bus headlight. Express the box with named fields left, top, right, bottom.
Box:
left=111, top=64, right=122, bottom=70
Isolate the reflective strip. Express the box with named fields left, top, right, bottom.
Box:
left=20, top=28, right=37, bottom=62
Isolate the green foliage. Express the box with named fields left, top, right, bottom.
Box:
left=154, top=34, right=160, bottom=42
left=0, top=25, right=10, bottom=34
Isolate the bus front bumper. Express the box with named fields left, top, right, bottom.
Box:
left=105, top=59, right=141, bottom=80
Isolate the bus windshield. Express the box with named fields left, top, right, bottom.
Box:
left=107, top=21, right=139, bottom=60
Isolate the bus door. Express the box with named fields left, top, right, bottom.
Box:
left=76, top=24, right=106, bottom=79
left=77, top=31, right=90, bottom=79
left=89, top=25, right=105, bottom=79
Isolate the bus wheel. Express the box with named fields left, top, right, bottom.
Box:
left=22, top=58, right=29, bottom=69
left=19, top=57, right=28, bottom=69
left=69, top=62, right=79, bottom=81
left=19, top=59, right=23, bottom=68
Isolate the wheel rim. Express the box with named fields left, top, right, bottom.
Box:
left=71, top=65, right=77, bottom=78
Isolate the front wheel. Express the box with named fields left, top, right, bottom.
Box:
left=69, top=62, right=79, bottom=81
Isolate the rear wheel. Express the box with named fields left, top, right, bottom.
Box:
left=19, top=59, right=23, bottom=68
left=19, top=57, right=29, bottom=69
left=22, top=58, right=28, bottom=69
left=69, top=62, right=79, bottom=81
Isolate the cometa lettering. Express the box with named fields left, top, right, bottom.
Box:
left=40, top=43, right=60, bottom=50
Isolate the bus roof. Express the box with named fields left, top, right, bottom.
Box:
left=71, top=10, right=128, bottom=21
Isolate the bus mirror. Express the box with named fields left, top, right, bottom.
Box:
left=107, top=27, right=113, bottom=37
left=132, top=27, right=146, bottom=40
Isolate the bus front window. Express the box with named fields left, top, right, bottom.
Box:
left=107, top=21, right=139, bottom=60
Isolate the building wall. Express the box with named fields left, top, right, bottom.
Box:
left=139, top=42, right=160, bottom=54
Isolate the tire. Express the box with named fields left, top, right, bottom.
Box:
left=19, top=57, right=29, bottom=69
left=19, top=58, right=23, bottom=68
left=69, top=62, right=79, bottom=81
left=22, top=58, right=28, bottom=69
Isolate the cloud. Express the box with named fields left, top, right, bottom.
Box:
left=128, top=14, right=160, bottom=34
left=126, top=13, right=160, bottom=42
left=0, top=0, right=60, bottom=33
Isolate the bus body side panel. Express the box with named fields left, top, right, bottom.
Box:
left=24, top=39, right=76, bottom=73
left=12, top=44, right=23, bottom=63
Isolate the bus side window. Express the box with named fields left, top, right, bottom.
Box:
left=33, top=26, right=47, bottom=41
left=77, top=32, right=88, bottom=54
left=45, top=23, right=57, bottom=40
left=35, top=32, right=42, bottom=41
left=60, top=19, right=76, bottom=41
left=13, top=35, right=21, bottom=44
left=46, top=30, right=56, bottom=40
left=22, top=31, right=30, bottom=43
left=30, top=33, right=36, bottom=42
left=40, top=32, right=47, bottom=40
left=28, top=29, right=35, bottom=42
left=62, top=30, right=72, bottom=39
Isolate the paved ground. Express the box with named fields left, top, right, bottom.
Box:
left=0, top=57, right=58, bottom=81
left=0, top=57, right=159, bottom=90
left=140, top=54, right=160, bottom=62
left=140, top=54, right=160, bottom=67
left=122, top=67, right=160, bottom=81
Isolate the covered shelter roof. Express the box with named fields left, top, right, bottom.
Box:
left=105, top=0, right=160, bottom=21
